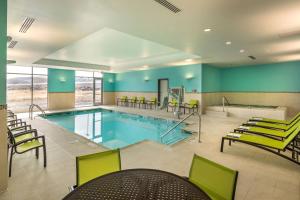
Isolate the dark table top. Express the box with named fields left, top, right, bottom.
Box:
left=63, top=168, right=211, bottom=200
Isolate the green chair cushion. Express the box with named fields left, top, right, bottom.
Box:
left=189, top=155, right=238, bottom=200
left=17, top=140, right=43, bottom=153
left=77, top=149, right=121, bottom=186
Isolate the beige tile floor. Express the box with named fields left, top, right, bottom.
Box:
left=0, top=106, right=299, bottom=200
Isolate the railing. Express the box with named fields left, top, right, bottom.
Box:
left=160, top=111, right=202, bottom=143
left=222, top=96, right=230, bottom=112
left=29, top=104, right=46, bottom=119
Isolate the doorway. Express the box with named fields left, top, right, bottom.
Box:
left=93, top=78, right=103, bottom=105
left=158, top=79, right=169, bottom=106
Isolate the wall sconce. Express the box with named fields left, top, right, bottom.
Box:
left=144, top=76, right=150, bottom=82
left=185, top=74, right=194, bottom=80
left=108, top=78, right=114, bottom=84
left=59, top=77, right=66, bottom=82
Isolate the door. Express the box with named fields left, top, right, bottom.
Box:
left=94, top=78, right=103, bottom=105
left=158, top=79, right=169, bottom=106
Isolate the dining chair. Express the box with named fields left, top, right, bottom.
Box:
left=76, top=149, right=121, bottom=186
left=189, top=154, right=238, bottom=200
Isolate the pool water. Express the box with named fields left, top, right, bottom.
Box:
left=43, top=109, right=190, bottom=149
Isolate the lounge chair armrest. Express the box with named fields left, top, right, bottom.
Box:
left=14, top=135, right=45, bottom=146
left=8, top=121, right=26, bottom=128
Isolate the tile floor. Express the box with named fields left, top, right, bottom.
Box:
left=0, top=106, right=299, bottom=200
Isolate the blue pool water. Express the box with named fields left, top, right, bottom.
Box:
left=43, top=109, right=190, bottom=149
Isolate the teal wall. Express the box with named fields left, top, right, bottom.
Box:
left=103, top=73, right=115, bottom=92
left=48, top=68, right=75, bottom=93
left=202, top=64, right=221, bottom=92
left=115, top=64, right=202, bottom=92
left=220, top=61, right=300, bottom=92
left=0, top=0, right=7, bottom=105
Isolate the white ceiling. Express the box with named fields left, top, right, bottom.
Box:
left=7, top=0, right=300, bottom=71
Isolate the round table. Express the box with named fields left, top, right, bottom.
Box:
left=63, top=169, right=211, bottom=200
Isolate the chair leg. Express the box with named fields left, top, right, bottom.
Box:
left=43, top=138, right=47, bottom=167
left=36, top=148, right=39, bottom=159
left=220, top=138, right=225, bottom=152
left=9, top=147, right=13, bottom=177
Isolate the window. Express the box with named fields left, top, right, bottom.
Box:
left=75, top=71, right=103, bottom=107
left=7, top=66, right=48, bottom=112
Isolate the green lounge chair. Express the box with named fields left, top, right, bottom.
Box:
left=249, top=112, right=300, bottom=125
left=7, top=128, right=47, bottom=177
left=189, top=154, right=238, bottom=200
left=234, top=121, right=300, bottom=140
left=136, top=97, right=146, bottom=109
left=183, top=99, right=199, bottom=114
left=167, top=98, right=178, bottom=112
left=244, top=115, right=300, bottom=131
left=127, top=96, right=137, bottom=107
left=117, top=96, right=128, bottom=106
left=146, top=97, right=157, bottom=109
left=221, top=126, right=300, bottom=165
left=76, top=149, right=121, bottom=186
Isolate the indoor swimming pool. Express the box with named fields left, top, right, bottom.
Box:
left=43, top=109, right=190, bottom=149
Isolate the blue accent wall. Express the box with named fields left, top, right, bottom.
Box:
left=48, top=68, right=75, bottom=93
left=0, top=0, right=7, bottom=105
left=202, top=64, right=221, bottom=92
left=114, top=64, right=202, bottom=92
left=220, top=61, right=300, bottom=92
left=103, top=73, right=115, bottom=92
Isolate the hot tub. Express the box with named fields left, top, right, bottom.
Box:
left=206, top=104, right=287, bottom=120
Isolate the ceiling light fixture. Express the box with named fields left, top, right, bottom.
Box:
left=185, top=59, right=193, bottom=62
left=225, top=41, right=232, bottom=45
left=240, top=49, right=245, bottom=53
left=204, top=28, right=211, bottom=32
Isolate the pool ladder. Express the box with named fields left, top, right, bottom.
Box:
left=160, top=112, right=201, bottom=144
left=29, top=104, right=46, bottom=119
left=222, top=96, right=230, bottom=112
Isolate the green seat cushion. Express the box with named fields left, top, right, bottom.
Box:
left=247, top=121, right=289, bottom=130
left=252, top=112, right=300, bottom=125
left=240, top=124, right=298, bottom=138
left=17, top=140, right=43, bottom=153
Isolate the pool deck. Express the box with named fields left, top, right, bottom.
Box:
left=0, top=105, right=299, bottom=200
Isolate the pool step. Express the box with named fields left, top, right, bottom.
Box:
left=205, top=110, right=228, bottom=118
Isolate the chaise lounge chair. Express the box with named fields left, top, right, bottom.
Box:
left=127, top=96, right=137, bottom=107
left=221, top=126, right=300, bottom=165
left=243, top=115, right=300, bottom=131
left=234, top=121, right=300, bottom=140
left=249, top=112, right=300, bottom=125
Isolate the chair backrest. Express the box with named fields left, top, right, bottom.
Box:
left=121, top=96, right=127, bottom=100
left=189, top=99, right=199, bottom=106
left=151, top=97, right=157, bottom=102
left=6, top=127, right=16, bottom=146
left=170, top=98, right=177, bottom=105
left=189, top=154, right=238, bottom=200
left=139, top=97, right=145, bottom=102
left=76, top=149, right=121, bottom=186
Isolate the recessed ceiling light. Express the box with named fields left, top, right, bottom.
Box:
left=204, top=28, right=211, bottom=32
left=240, top=49, right=245, bottom=53
left=225, top=41, right=232, bottom=45
left=143, top=65, right=149, bottom=69
left=185, top=59, right=193, bottom=62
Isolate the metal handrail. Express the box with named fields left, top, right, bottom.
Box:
left=161, top=111, right=202, bottom=143
left=29, top=104, right=46, bottom=119
left=222, top=96, right=230, bottom=112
